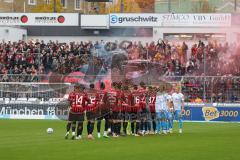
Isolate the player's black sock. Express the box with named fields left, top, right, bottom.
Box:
left=115, top=122, right=119, bottom=135
left=72, top=121, right=76, bottom=133
left=148, top=121, right=152, bottom=131
left=97, top=120, right=101, bottom=133
left=118, top=122, right=121, bottom=135
left=131, top=122, right=135, bottom=134
left=77, top=122, right=83, bottom=136
left=153, top=121, right=156, bottom=132
left=105, top=119, right=109, bottom=131
left=140, top=121, right=144, bottom=131
left=123, top=122, right=128, bottom=134
left=136, top=122, right=140, bottom=134
left=87, top=121, right=90, bottom=135
left=114, top=123, right=118, bottom=135
left=113, top=123, right=116, bottom=134
left=66, top=122, right=71, bottom=132
left=110, top=122, right=114, bottom=133
left=89, top=122, right=93, bottom=134
left=90, top=122, right=95, bottom=134
left=144, top=121, right=148, bottom=131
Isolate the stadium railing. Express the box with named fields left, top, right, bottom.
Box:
left=0, top=75, right=239, bottom=104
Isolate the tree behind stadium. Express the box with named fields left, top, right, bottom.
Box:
left=31, top=0, right=63, bottom=13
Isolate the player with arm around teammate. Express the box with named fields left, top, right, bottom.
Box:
left=172, top=87, right=184, bottom=133
left=122, top=85, right=133, bottom=136
left=86, top=83, right=99, bottom=140
left=107, top=82, right=121, bottom=137
left=131, top=85, right=142, bottom=136
left=166, top=89, right=174, bottom=133
left=155, top=86, right=169, bottom=135
left=96, top=82, right=110, bottom=138
left=65, top=84, right=88, bottom=140
left=148, top=86, right=157, bottom=134
left=138, top=82, right=148, bottom=135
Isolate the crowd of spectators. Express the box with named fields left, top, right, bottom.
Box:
left=125, top=39, right=240, bottom=77
left=182, top=76, right=240, bottom=103
left=0, top=39, right=240, bottom=102
left=0, top=40, right=107, bottom=82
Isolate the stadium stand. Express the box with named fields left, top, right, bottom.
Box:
left=0, top=40, right=240, bottom=102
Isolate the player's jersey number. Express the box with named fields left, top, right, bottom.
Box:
left=75, top=95, right=83, bottom=105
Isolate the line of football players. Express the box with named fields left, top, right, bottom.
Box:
left=65, top=81, right=184, bottom=140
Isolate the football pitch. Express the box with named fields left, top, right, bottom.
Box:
left=0, top=120, right=240, bottom=160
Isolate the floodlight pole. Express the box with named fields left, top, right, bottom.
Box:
left=168, top=0, right=171, bottom=12
left=234, top=0, right=237, bottom=12
left=203, top=49, right=206, bottom=101
left=53, top=0, right=57, bottom=13
left=12, top=0, right=14, bottom=12
left=120, top=0, right=124, bottom=13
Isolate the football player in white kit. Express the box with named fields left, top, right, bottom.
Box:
left=172, top=86, right=184, bottom=133
left=155, top=86, right=169, bottom=134
left=166, top=89, right=174, bottom=133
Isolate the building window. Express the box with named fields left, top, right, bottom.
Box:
left=45, top=0, right=51, bottom=4
left=3, top=0, right=14, bottom=3
left=28, top=0, right=36, bottom=5
left=61, top=0, right=67, bottom=8
left=75, top=0, right=81, bottom=10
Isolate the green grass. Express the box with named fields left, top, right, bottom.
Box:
left=0, top=120, right=240, bottom=160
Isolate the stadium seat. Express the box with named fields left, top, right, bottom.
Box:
left=16, top=98, right=28, bottom=101
left=28, top=98, right=38, bottom=102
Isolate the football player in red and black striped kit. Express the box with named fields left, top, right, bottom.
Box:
left=65, top=85, right=89, bottom=140
left=96, top=82, right=109, bottom=138
left=86, top=83, right=99, bottom=140
left=138, top=82, right=148, bottom=135
left=122, top=85, right=133, bottom=135
left=131, top=85, right=143, bottom=136
left=148, top=86, right=157, bottom=134
left=108, top=82, right=124, bottom=137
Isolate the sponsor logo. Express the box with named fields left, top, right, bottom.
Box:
left=0, top=15, right=28, bottom=24
left=202, top=107, right=219, bottom=121
left=57, top=15, right=65, bottom=23
left=20, top=15, right=28, bottom=23
left=110, top=15, right=158, bottom=24
left=35, top=15, right=65, bottom=24
left=110, top=15, right=118, bottom=24
left=0, top=16, right=19, bottom=22
left=162, top=14, right=190, bottom=21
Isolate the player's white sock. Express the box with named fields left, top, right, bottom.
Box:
left=113, top=133, right=119, bottom=138
left=163, top=130, right=167, bottom=134
left=103, top=131, right=107, bottom=136
left=65, top=132, right=70, bottom=139
left=103, top=131, right=109, bottom=138
left=72, top=132, right=76, bottom=136
left=76, top=135, right=82, bottom=140
left=97, top=133, right=101, bottom=138
left=169, top=128, right=173, bottom=133
left=179, top=129, right=182, bottom=134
